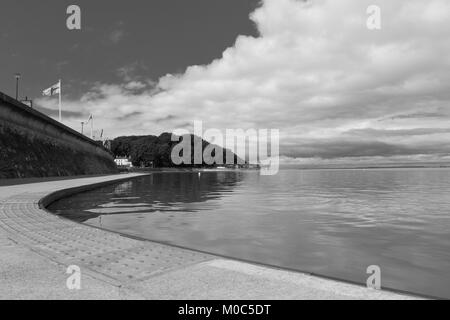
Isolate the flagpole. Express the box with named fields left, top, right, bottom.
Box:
left=91, top=114, right=94, bottom=139
left=58, top=79, right=62, bottom=122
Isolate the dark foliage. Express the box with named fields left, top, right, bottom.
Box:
left=111, top=133, right=241, bottom=168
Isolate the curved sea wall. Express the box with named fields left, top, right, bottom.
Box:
left=0, top=91, right=117, bottom=179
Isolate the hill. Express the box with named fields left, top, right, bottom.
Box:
left=111, top=133, right=242, bottom=168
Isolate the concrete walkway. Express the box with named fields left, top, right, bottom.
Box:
left=0, top=174, right=421, bottom=299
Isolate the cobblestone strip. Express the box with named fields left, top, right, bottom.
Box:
left=0, top=178, right=212, bottom=285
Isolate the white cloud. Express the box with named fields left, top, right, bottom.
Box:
left=124, top=81, right=147, bottom=91
left=37, top=0, right=450, bottom=162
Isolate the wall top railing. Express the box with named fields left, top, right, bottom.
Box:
left=0, top=90, right=107, bottom=151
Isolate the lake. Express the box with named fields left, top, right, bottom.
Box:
left=48, top=168, right=450, bottom=298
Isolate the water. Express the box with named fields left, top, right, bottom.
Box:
left=48, top=168, right=450, bottom=298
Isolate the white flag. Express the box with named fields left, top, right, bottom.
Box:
left=42, top=82, right=60, bottom=96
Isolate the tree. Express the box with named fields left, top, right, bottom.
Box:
left=110, top=133, right=240, bottom=168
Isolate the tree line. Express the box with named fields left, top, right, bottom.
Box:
left=110, top=133, right=240, bottom=168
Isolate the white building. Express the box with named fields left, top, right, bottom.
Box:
left=114, top=157, right=133, bottom=168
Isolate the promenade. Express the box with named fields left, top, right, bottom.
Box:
left=0, top=174, right=420, bottom=299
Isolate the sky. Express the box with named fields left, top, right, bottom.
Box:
left=1, top=0, right=450, bottom=165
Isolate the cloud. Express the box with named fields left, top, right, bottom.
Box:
left=383, top=112, right=446, bottom=120
left=116, top=64, right=138, bottom=81
left=281, top=139, right=450, bottom=159
left=124, top=81, right=147, bottom=91
left=36, top=0, right=450, bottom=162
left=345, top=128, right=450, bottom=138
left=34, top=105, right=83, bottom=119
left=155, top=115, right=177, bottom=123
left=109, top=29, right=125, bottom=44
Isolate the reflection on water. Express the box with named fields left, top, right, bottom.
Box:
left=51, top=171, right=246, bottom=222
left=49, top=169, right=450, bottom=298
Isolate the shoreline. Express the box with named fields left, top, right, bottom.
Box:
left=0, top=173, right=423, bottom=299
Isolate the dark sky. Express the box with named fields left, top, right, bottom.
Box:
left=0, top=0, right=260, bottom=99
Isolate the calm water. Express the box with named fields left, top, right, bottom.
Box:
left=49, top=169, right=450, bottom=298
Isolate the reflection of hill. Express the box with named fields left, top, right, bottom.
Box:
left=48, top=171, right=246, bottom=223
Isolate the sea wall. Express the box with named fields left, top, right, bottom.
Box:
left=0, top=91, right=117, bottom=179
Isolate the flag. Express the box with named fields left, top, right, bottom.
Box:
left=42, top=80, right=62, bottom=122
left=42, top=82, right=60, bottom=96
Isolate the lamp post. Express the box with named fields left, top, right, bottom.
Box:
left=14, top=73, right=21, bottom=100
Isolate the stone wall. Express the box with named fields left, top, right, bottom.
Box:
left=0, top=91, right=117, bottom=179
